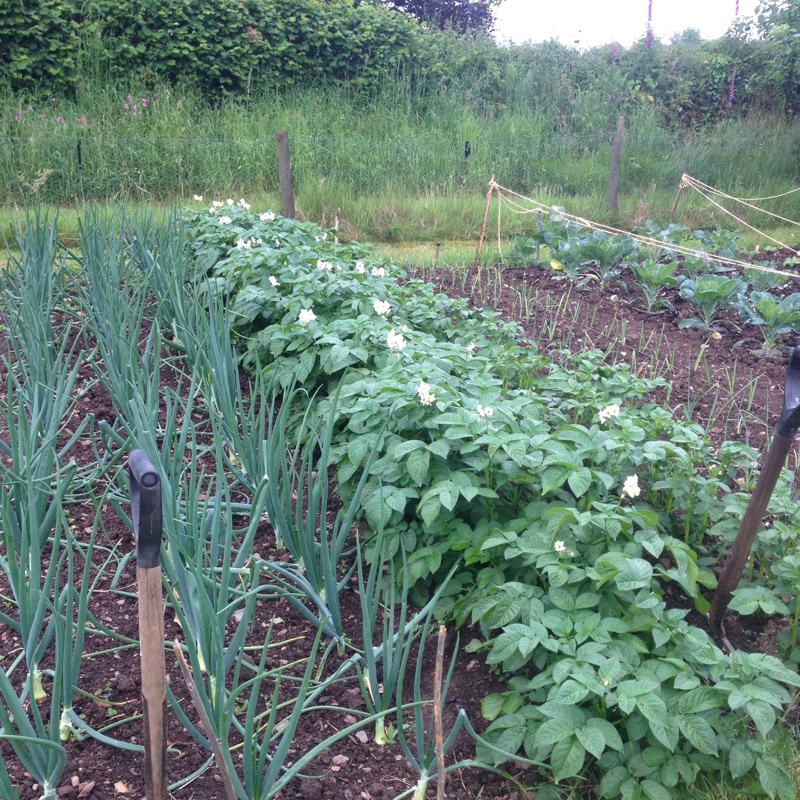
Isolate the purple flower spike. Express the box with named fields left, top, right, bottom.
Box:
left=124, top=103, right=129, bottom=110
left=611, top=42, right=620, bottom=59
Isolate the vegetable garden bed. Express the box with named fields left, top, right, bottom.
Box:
left=1, top=205, right=799, bottom=800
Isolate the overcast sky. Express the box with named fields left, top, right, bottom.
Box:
left=493, top=0, right=760, bottom=49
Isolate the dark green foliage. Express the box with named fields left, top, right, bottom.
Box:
left=381, top=0, right=500, bottom=33
left=0, top=0, right=429, bottom=96
left=3, top=0, right=800, bottom=128
left=734, top=0, right=800, bottom=117
left=0, top=0, right=88, bottom=89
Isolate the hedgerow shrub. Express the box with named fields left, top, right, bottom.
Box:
left=0, top=0, right=431, bottom=96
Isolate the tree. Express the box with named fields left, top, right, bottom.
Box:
left=736, top=0, right=800, bottom=114
left=380, top=0, right=501, bottom=34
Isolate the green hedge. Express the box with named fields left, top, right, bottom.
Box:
left=0, top=0, right=432, bottom=95
left=1, top=1, right=798, bottom=126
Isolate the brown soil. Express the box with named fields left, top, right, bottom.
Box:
left=1, top=254, right=799, bottom=800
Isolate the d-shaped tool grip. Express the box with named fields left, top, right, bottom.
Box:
left=777, top=345, right=800, bottom=439
left=129, top=449, right=162, bottom=569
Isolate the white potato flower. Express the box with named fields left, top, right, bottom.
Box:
left=598, top=404, right=621, bottom=424
left=387, top=329, right=407, bottom=351
left=622, top=475, right=641, bottom=498
left=417, top=381, right=435, bottom=406
left=298, top=308, right=316, bottom=325
left=373, top=299, right=391, bottom=317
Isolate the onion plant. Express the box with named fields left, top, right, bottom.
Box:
left=355, top=530, right=412, bottom=745
left=53, top=507, right=137, bottom=747
left=393, top=616, right=535, bottom=800
left=0, top=667, right=66, bottom=800
left=186, top=291, right=274, bottom=495
left=160, top=440, right=372, bottom=798
left=0, top=216, right=87, bottom=546
left=0, top=440, right=74, bottom=703
left=0, top=758, right=18, bottom=800
left=124, top=211, right=272, bottom=497
left=0, top=233, right=85, bottom=697
left=256, top=381, right=383, bottom=646
left=160, top=445, right=271, bottom=702
left=175, top=621, right=395, bottom=800
left=75, top=206, right=155, bottom=425
left=127, top=206, right=208, bottom=363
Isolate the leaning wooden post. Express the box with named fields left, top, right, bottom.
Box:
left=276, top=130, right=296, bottom=219
left=130, top=450, right=167, bottom=800
left=708, top=346, right=800, bottom=634
left=608, top=116, right=625, bottom=212
left=475, top=174, right=496, bottom=268
left=669, top=173, right=689, bottom=224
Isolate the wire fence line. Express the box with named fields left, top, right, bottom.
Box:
left=2, top=128, right=800, bottom=207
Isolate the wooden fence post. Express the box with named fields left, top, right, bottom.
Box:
left=276, top=131, right=295, bottom=219
left=608, top=116, right=625, bottom=213
left=670, top=173, right=688, bottom=224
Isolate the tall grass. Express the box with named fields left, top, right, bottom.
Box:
left=2, top=79, right=799, bottom=242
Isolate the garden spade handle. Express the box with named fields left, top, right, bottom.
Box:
left=708, top=345, right=800, bottom=633
left=130, top=449, right=167, bottom=800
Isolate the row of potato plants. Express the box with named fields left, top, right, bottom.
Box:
left=507, top=216, right=800, bottom=351
left=181, top=202, right=800, bottom=800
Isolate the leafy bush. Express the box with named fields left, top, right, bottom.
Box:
left=0, top=0, right=429, bottom=95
